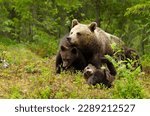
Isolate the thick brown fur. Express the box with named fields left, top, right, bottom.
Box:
left=67, top=19, right=124, bottom=68
left=56, top=35, right=87, bottom=73
left=83, top=57, right=116, bottom=87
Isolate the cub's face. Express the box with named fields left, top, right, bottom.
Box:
left=83, top=64, right=96, bottom=80
left=60, top=45, right=78, bottom=69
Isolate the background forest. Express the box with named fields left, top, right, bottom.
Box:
left=0, top=0, right=150, bottom=98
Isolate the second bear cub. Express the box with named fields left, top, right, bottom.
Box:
left=83, top=57, right=116, bottom=87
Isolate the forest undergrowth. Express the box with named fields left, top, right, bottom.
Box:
left=0, top=37, right=150, bottom=99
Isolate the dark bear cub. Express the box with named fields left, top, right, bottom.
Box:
left=124, top=46, right=142, bottom=70
left=114, top=46, right=142, bottom=70
left=83, top=57, right=116, bottom=88
left=56, top=35, right=87, bottom=73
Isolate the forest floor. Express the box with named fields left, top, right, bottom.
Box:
left=0, top=38, right=150, bottom=99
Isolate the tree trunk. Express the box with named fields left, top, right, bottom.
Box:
left=94, top=0, right=101, bottom=27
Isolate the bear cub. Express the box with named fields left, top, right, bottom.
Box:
left=56, top=35, right=87, bottom=73
left=114, top=46, right=142, bottom=70
left=83, top=57, right=116, bottom=87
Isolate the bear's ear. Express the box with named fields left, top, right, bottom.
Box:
left=89, top=22, right=97, bottom=32
left=60, top=45, right=68, bottom=51
left=71, top=47, right=77, bottom=55
left=72, top=19, right=79, bottom=28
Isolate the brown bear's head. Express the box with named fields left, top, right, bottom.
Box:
left=67, top=19, right=97, bottom=47
left=60, top=45, right=79, bottom=69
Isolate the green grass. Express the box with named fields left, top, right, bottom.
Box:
left=0, top=37, right=150, bottom=99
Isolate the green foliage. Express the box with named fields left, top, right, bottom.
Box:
left=0, top=39, right=150, bottom=99
left=9, top=86, right=23, bottom=99
left=105, top=50, right=147, bottom=98
left=124, top=1, right=150, bottom=55
left=112, top=66, right=146, bottom=98
left=0, top=0, right=150, bottom=99
left=125, top=1, right=150, bottom=17
left=27, top=32, right=58, bottom=57
left=141, top=54, right=150, bottom=67
left=1, top=0, right=150, bottom=56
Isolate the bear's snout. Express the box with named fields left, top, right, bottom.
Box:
left=62, top=62, right=69, bottom=69
left=66, top=35, right=78, bottom=45
left=83, top=68, right=93, bottom=78
left=66, top=36, right=71, bottom=42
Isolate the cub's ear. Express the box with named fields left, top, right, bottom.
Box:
left=89, top=22, right=97, bottom=32
left=60, top=45, right=68, bottom=51
left=71, top=47, right=77, bottom=55
left=72, top=19, right=79, bottom=28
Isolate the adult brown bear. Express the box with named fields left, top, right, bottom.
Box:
left=67, top=19, right=124, bottom=68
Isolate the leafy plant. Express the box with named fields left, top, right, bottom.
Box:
left=105, top=55, right=147, bottom=98
left=9, top=86, right=23, bottom=99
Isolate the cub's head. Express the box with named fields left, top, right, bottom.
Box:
left=67, top=19, right=97, bottom=46
left=83, top=64, right=97, bottom=80
left=60, top=45, right=79, bottom=69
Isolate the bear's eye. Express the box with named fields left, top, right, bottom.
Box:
left=86, top=67, right=90, bottom=69
left=70, top=32, right=73, bottom=34
left=77, top=32, right=81, bottom=36
left=64, top=59, right=71, bottom=62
